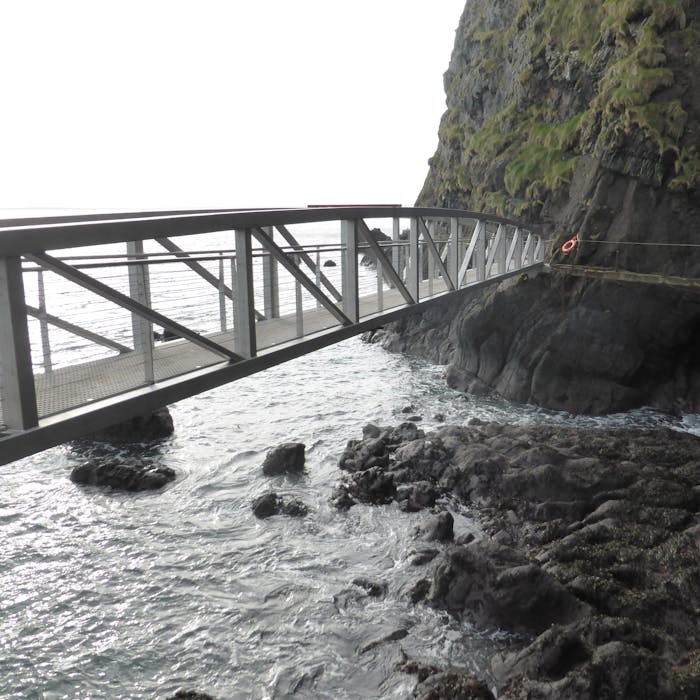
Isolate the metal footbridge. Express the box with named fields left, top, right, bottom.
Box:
left=0, top=206, right=544, bottom=464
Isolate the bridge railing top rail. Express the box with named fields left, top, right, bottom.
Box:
left=0, top=206, right=535, bottom=256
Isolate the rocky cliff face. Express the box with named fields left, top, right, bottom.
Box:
left=381, top=0, right=700, bottom=415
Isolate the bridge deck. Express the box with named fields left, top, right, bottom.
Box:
left=35, top=278, right=450, bottom=418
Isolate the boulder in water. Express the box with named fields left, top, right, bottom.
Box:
left=262, top=442, right=306, bottom=475
left=252, top=491, right=309, bottom=518
left=70, top=459, right=176, bottom=491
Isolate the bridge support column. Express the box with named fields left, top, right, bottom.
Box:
left=341, top=220, right=359, bottom=323
left=0, top=256, right=38, bottom=429
left=234, top=229, right=257, bottom=358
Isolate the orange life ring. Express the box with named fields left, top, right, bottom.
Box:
left=562, top=235, right=578, bottom=254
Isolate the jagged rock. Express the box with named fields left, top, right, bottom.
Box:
left=429, top=540, right=591, bottom=635
left=251, top=492, right=309, bottom=519
left=335, top=420, right=700, bottom=696
left=414, top=670, right=495, bottom=700
left=82, top=407, right=174, bottom=443
left=70, top=459, right=175, bottom=491
left=262, top=442, right=305, bottom=476
left=415, top=511, right=454, bottom=541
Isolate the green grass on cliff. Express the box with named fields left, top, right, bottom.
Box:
left=425, top=0, right=697, bottom=215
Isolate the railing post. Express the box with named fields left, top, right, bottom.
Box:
left=408, top=217, right=420, bottom=301
left=513, top=228, right=523, bottom=270
left=37, top=269, right=52, bottom=373
left=126, top=241, right=154, bottom=383
left=450, top=217, right=459, bottom=287
left=496, top=225, right=507, bottom=275
left=475, top=220, right=486, bottom=281
left=341, top=219, right=359, bottom=323
left=427, top=220, right=436, bottom=295
left=262, top=226, right=279, bottom=319
left=234, top=229, right=257, bottom=358
left=392, top=217, right=400, bottom=278
left=218, top=253, right=227, bottom=332
left=295, top=254, right=304, bottom=338
left=315, top=249, right=322, bottom=310
left=0, top=256, right=39, bottom=429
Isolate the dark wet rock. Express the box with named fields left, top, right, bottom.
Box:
left=251, top=492, right=308, bottom=519
left=70, top=459, right=175, bottom=491
left=352, top=577, right=388, bottom=598
left=408, top=578, right=432, bottom=604
left=334, top=421, right=700, bottom=696
left=433, top=413, right=446, bottom=422
left=166, top=692, right=216, bottom=700
left=415, top=511, right=454, bottom=542
left=409, top=548, right=439, bottom=566
left=83, top=407, right=174, bottom=443
left=262, top=442, right=305, bottom=476
left=412, top=669, right=496, bottom=700
left=406, top=415, right=423, bottom=422
left=330, top=484, right=356, bottom=510
left=401, top=405, right=416, bottom=414
left=358, top=627, right=409, bottom=654
left=429, top=540, right=591, bottom=635
left=322, top=259, right=336, bottom=267
left=397, top=481, right=439, bottom=512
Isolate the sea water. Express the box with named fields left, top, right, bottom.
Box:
left=2, top=337, right=695, bottom=699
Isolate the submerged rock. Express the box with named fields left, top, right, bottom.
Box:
left=251, top=492, right=309, bottom=519
left=70, top=459, right=175, bottom=491
left=262, top=442, right=306, bottom=476
left=165, top=692, right=217, bottom=700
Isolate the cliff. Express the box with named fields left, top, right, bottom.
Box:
left=380, top=0, right=700, bottom=414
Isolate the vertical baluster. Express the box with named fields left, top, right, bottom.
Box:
left=315, top=249, right=322, bottom=310
left=392, top=217, right=400, bottom=281
left=428, top=221, right=435, bottom=295
left=408, top=218, right=419, bottom=301
left=295, top=255, right=304, bottom=338
left=126, top=241, right=154, bottom=384
left=450, top=217, right=459, bottom=288
left=377, top=256, right=384, bottom=312
left=37, top=269, right=52, bottom=374
left=0, top=256, right=38, bottom=428
left=218, top=253, right=227, bottom=332
left=475, top=221, right=486, bottom=281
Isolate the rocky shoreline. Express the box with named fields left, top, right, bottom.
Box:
left=333, top=419, right=700, bottom=698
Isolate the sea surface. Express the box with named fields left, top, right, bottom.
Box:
left=2, top=339, right=698, bottom=699
left=2, top=211, right=699, bottom=698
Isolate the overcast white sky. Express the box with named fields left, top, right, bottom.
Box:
left=1, top=1, right=464, bottom=213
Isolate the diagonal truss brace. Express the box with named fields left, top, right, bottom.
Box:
left=417, top=218, right=455, bottom=291
left=155, top=237, right=265, bottom=321
left=25, top=305, right=132, bottom=354
left=251, top=228, right=352, bottom=326
left=27, top=253, right=243, bottom=362
left=458, top=219, right=485, bottom=286
left=357, top=219, right=415, bottom=304
left=274, top=225, right=342, bottom=302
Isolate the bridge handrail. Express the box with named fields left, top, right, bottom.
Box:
left=0, top=206, right=536, bottom=255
